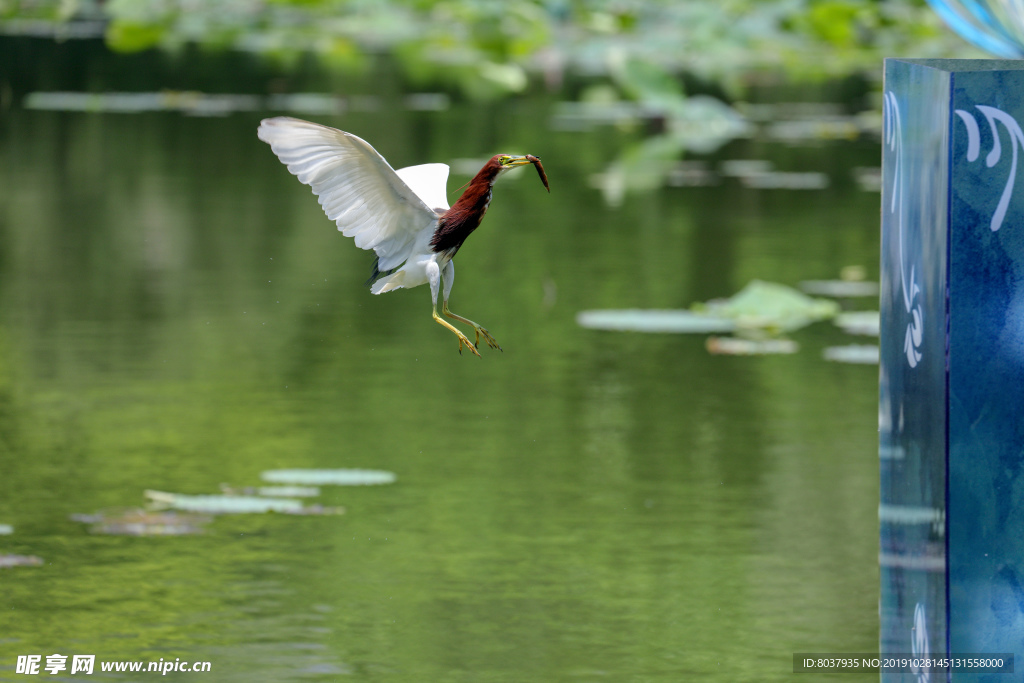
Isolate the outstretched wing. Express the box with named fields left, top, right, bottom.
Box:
left=395, top=164, right=450, bottom=213
left=258, top=117, right=444, bottom=272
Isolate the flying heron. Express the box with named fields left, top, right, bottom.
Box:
left=258, top=117, right=548, bottom=357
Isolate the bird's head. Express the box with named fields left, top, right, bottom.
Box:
left=494, top=154, right=533, bottom=172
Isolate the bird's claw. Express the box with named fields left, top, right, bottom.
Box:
left=456, top=332, right=482, bottom=358
left=474, top=327, right=502, bottom=352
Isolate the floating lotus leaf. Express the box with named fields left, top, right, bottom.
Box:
left=695, top=280, right=840, bottom=332
left=0, top=554, right=43, bottom=568
left=578, top=281, right=838, bottom=336
left=220, top=484, right=322, bottom=498
left=834, top=311, right=880, bottom=337
left=739, top=171, right=828, bottom=189
left=799, top=280, right=880, bottom=297
left=285, top=504, right=347, bottom=516
left=706, top=336, right=799, bottom=355
left=261, top=469, right=397, bottom=486
left=258, top=486, right=321, bottom=498
left=70, top=508, right=210, bottom=536
left=576, top=309, right=736, bottom=333
left=24, top=91, right=448, bottom=116
left=145, top=490, right=304, bottom=514
left=823, top=345, right=879, bottom=364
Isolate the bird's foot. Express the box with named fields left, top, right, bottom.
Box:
left=456, top=331, right=482, bottom=358
left=433, top=309, right=481, bottom=358
left=473, top=326, right=502, bottom=352
left=442, top=305, right=500, bottom=353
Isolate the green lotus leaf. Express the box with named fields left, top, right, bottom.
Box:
left=261, top=469, right=397, bottom=486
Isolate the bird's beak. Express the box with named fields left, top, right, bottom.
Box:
left=503, top=156, right=533, bottom=167
left=501, top=154, right=550, bottom=192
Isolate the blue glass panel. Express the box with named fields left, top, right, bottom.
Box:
left=880, top=59, right=951, bottom=680
left=882, top=58, right=1024, bottom=681
left=949, top=64, right=1024, bottom=672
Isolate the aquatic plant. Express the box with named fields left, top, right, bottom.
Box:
left=3, top=0, right=981, bottom=98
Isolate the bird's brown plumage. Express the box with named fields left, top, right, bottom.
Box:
left=429, top=155, right=507, bottom=258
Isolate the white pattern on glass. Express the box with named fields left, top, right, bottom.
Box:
left=910, top=602, right=930, bottom=683
left=955, top=104, right=1024, bottom=232
left=885, top=91, right=923, bottom=368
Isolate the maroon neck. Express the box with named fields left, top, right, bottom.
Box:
left=429, top=156, right=504, bottom=256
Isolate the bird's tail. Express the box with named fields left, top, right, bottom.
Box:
left=370, top=272, right=406, bottom=294
left=365, top=256, right=400, bottom=290
left=366, top=257, right=408, bottom=294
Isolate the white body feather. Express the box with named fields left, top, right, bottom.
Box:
left=257, top=117, right=453, bottom=294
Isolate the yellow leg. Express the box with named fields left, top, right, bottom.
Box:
left=433, top=308, right=481, bottom=357
left=443, top=302, right=501, bottom=351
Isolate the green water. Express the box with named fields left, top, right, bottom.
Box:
left=0, top=40, right=879, bottom=682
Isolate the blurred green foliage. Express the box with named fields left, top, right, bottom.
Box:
left=2, top=0, right=977, bottom=97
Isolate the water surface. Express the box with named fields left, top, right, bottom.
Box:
left=0, top=39, right=880, bottom=682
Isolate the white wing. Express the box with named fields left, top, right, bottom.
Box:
left=258, top=117, right=443, bottom=272
left=395, top=164, right=450, bottom=212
